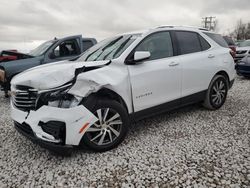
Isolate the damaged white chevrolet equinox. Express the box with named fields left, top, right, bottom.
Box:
left=10, top=26, right=236, bottom=153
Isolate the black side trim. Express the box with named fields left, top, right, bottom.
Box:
left=181, top=90, right=206, bottom=106
left=130, top=98, right=181, bottom=121
left=130, top=90, right=207, bottom=122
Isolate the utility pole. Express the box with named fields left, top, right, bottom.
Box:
left=202, top=16, right=216, bottom=31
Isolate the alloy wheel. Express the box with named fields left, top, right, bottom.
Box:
left=211, top=79, right=226, bottom=106
left=85, top=108, right=123, bottom=146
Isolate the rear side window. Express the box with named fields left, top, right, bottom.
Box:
left=82, top=40, right=94, bottom=52
left=204, top=33, right=228, bottom=48
left=175, top=31, right=202, bottom=55
left=223, top=36, right=235, bottom=46
left=199, top=35, right=211, bottom=51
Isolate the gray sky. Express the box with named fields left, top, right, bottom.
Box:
left=0, top=0, right=249, bottom=52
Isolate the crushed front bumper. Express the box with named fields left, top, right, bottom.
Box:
left=14, top=121, right=73, bottom=155
left=11, top=101, right=98, bottom=152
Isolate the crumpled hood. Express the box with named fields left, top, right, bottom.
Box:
left=236, top=46, right=250, bottom=51
left=11, top=60, right=110, bottom=90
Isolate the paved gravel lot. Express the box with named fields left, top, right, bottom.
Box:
left=0, top=76, right=250, bottom=187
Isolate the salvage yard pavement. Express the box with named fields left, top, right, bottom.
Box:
left=0, top=76, right=250, bottom=187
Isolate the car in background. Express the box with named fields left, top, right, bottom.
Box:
left=235, top=39, right=250, bottom=63
left=223, top=36, right=236, bottom=59
left=236, top=55, right=250, bottom=78
left=10, top=26, right=236, bottom=153
left=0, top=35, right=97, bottom=97
left=0, top=50, right=32, bottom=63
left=235, top=40, right=244, bottom=47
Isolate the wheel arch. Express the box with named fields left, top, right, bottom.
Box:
left=83, top=88, right=129, bottom=114
left=214, top=70, right=230, bottom=87
left=95, top=88, right=129, bottom=113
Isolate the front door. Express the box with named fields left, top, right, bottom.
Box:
left=128, top=31, right=182, bottom=112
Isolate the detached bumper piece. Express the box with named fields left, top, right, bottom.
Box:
left=14, top=121, right=73, bottom=155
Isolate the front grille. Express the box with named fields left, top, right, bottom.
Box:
left=236, top=50, right=247, bottom=54
left=12, top=86, right=38, bottom=111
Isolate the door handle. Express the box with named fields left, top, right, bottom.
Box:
left=169, top=62, right=179, bottom=67
left=208, top=54, right=215, bottom=58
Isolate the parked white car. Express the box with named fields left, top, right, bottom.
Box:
left=10, top=26, right=236, bottom=153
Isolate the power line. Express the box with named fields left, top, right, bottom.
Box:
left=202, top=16, right=216, bottom=31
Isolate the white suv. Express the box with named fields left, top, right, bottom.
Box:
left=10, top=26, right=236, bottom=153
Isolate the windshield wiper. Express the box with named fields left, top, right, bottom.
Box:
left=111, top=36, right=132, bottom=59
left=85, top=47, right=102, bottom=61
left=102, top=37, right=132, bottom=60
left=93, top=36, right=123, bottom=61
left=101, top=36, right=123, bottom=51
left=85, top=36, right=123, bottom=61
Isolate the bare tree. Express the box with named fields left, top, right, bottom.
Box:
left=245, top=23, right=250, bottom=39
left=232, top=19, right=250, bottom=40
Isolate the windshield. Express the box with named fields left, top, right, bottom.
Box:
left=79, top=34, right=141, bottom=62
left=238, top=40, right=250, bottom=47
left=29, top=40, right=56, bottom=56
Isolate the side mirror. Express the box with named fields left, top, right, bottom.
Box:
left=134, top=51, right=151, bottom=62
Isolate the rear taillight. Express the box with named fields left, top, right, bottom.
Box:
left=229, top=46, right=236, bottom=59
left=230, top=50, right=236, bottom=59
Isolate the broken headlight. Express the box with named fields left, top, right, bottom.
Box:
left=39, top=83, right=82, bottom=108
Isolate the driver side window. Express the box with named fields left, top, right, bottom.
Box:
left=52, top=39, right=80, bottom=58
left=135, top=32, right=173, bottom=61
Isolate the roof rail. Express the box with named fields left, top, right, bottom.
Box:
left=157, top=25, right=209, bottom=31
left=157, top=25, right=174, bottom=29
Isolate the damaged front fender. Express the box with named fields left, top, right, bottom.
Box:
left=68, top=64, right=133, bottom=113
left=69, top=78, right=109, bottom=98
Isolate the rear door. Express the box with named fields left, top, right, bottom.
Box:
left=45, top=35, right=82, bottom=63
left=174, top=31, right=213, bottom=99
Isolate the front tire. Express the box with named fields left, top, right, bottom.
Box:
left=81, top=98, right=129, bottom=152
left=203, top=75, right=229, bottom=110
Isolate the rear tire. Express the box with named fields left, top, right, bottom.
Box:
left=203, top=75, right=228, bottom=110
left=80, top=98, right=129, bottom=152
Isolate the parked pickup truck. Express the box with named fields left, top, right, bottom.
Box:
left=0, top=35, right=97, bottom=97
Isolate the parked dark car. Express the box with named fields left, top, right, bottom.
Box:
left=0, top=35, right=97, bottom=97
left=236, top=55, right=250, bottom=78
left=223, top=36, right=236, bottom=59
